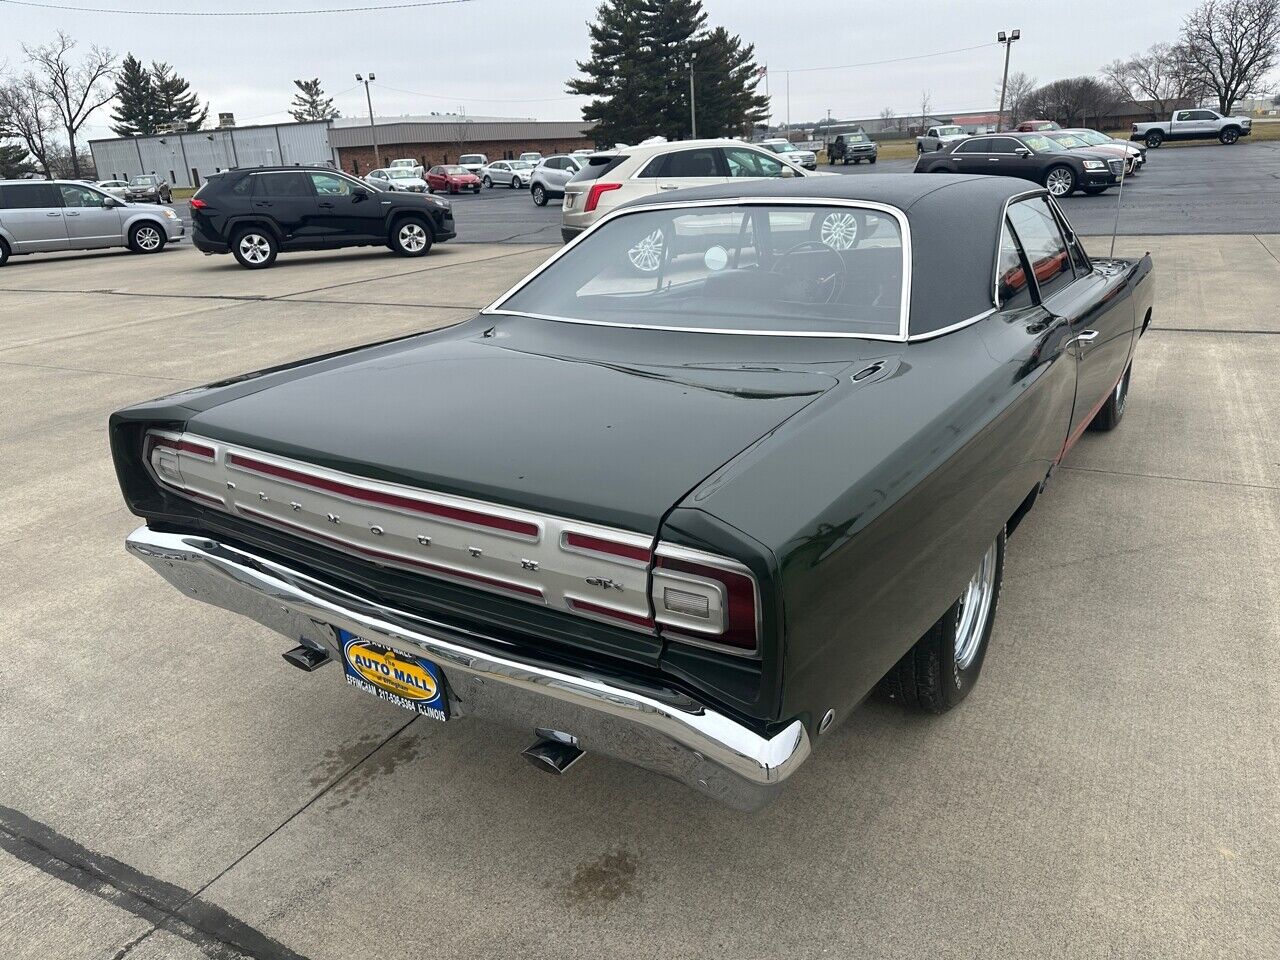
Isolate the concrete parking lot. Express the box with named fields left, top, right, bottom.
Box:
left=2, top=220, right=1279, bottom=957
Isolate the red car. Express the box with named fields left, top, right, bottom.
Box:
left=426, top=165, right=481, bottom=195
left=1015, top=120, right=1061, bottom=132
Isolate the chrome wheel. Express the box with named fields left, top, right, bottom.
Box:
left=135, top=226, right=161, bottom=251
left=398, top=222, right=428, bottom=252
left=954, top=539, right=998, bottom=670
left=1046, top=168, right=1074, bottom=197
left=238, top=234, right=271, bottom=264
left=819, top=211, right=859, bottom=250
left=627, top=228, right=664, bottom=272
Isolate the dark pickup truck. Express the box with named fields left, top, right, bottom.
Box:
left=828, top=132, right=879, bottom=165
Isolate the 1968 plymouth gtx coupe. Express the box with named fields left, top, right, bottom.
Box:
left=112, top=176, right=1153, bottom=810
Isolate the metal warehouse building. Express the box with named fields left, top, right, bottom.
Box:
left=330, top=120, right=597, bottom=175
left=89, top=120, right=337, bottom=189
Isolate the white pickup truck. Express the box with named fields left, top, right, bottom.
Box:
left=1130, top=109, right=1252, bottom=148
left=915, top=125, right=968, bottom=154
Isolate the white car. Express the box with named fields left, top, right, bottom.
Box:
left=519, top=152, right=543, bottom=165
left=97, top=179, right=130, bottom=199
left=481, top=159, right=536, bottom=189
left=560, top=138, right=809, bottom=243
left=388, top=158, right=424, bottom=176
left=365, top=167, right=429, bottom=193
left=759, top=138, right=818, bottom=170
left=458, top=153, right=488, bottom=176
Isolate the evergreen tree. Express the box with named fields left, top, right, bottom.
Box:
left=566, top=0, right=658, bottom=146
left=150, top=61, right=207, bottom=132
left=568, top=0, right=770, bottom=144
left=289, top=78, right=340, bottom=122
left=110, top=54, right=155, bottom=136
left=0, top=141, right=35, bottom=178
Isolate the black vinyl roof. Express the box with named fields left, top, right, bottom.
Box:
left=621, top=174, right=1046, bottom=337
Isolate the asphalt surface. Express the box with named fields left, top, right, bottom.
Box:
left=169, top=139, right=1278, bottom=248
left=1, top=233, right=1279, bottom=959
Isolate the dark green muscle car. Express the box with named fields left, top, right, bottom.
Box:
left=111, top=175, right=1154, bottom=810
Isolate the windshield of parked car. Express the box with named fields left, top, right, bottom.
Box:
left=766, top=141, right=799, bottom=152
left=460, top=155, right=484, bottom=164
left=845, top=133, right=869, bottom=143
left=1048, top=134, right=1089, bottom=148
left=1022, top=135, right=1065, bottom=153
left=441, top=166, right=466, bottom=175
left=131, top=176, right=158, bottom=185
left=935, top=126, right=963, bottom=136
left=494, top=204, right=906, bottom=337
left=1074, top=130, right=1111, bottom=145
left=510, top=161, right=534, bottom=170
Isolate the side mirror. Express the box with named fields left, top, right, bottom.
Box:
left=104, top=197, right=124, bottom=208
left=1015, top=148, right=1032, bottom=158
left=352, top=186, right=369, bottom=201
left=780, top=165, right=796, bottom=178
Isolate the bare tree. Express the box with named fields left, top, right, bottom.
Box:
left=878, top=106, right=896, bottom=133
left=22, top=32, right=116, bottom=179
left=1181, top=0, right=1280, bottom=113
left=1104, top=42, right=1207, bottom=118
left=918, top=90, right=933, bottom=133
left=1027, top=76, right=1123, bottom=128
left=0, top=74, right=57, bottom=178
left=997, top=71, right=1038, bottom=126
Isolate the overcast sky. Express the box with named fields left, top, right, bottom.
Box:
left=0, top=0, right=1257, bottom=140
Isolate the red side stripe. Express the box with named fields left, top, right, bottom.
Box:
left=239, top=506, right=544, bottom=599
left=227, top=453, right=539, bottom=538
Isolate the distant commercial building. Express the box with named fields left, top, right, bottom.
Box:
left=89, top=120, right=337, bottom=189
left=331, top=120, right=597, bottom=174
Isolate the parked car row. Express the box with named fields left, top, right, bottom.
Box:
left=914, top=131, right=1128, bottom=197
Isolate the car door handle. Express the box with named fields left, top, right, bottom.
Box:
left=659, top=184, right=681, bottom=190
left=47, top=211, right=62, bottom=217
left=1069, top=330, right=1100, bottom=345
left=65, top=211, right=80, bottom=216
left=318, top=201, right=335, bottom=208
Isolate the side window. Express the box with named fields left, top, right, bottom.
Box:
left=309, top=172, right=351, bottom=196
left=0, top=183, right=60, bottom=208
left=1175, top=111, right=1192, bottom=121
left=654, top=148, right=721, bottom=178
left=955, top=138, right=991, bottom=154
left=722, top=147, right=785, bottom=178
left=996, top=217, right=1034, bottom=310
left=59, top=184, right=108, bottom=208
left=254, top=172, right=312, bottom=198
left=231, top=176, right=254, bottom=196
left=990, top=137, right=1023, bottom=152
left=1007, top=197, right=1074, bottom=299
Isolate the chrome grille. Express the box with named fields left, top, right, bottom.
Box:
left=1108, top=159, right=1123, bottom=176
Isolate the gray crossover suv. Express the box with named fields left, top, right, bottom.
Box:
left=0, top=180, right=185, bottom=265
left=528, top=154, right=585, bottom=206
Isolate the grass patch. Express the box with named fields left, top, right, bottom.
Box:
left=171, top=187, right=197, bottom=201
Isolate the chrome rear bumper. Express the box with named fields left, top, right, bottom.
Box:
left=126, top=526, right=810, bottom=811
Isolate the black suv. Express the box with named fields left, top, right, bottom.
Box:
left=913, top=132, right=1123, bottom=197
left=189, top=166, right=456, bottom=268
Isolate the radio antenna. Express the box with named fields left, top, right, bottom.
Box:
left=1109, top=146, right=1129, bottom=258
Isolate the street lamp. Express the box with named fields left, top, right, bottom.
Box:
left=688, top=53, right=698, bottom=139
left=356, top=72, right=382, bottom=169
left=996, top=29, right=1021, bottom=132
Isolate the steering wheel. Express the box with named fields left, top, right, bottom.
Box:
left=770, top=240, right=846, bottom=305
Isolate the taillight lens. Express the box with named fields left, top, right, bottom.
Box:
left=651, top=546, right=760, bottom=656
left=189, top=198, right=207, bottom=210
left=583, top=181, right=621, bottom=213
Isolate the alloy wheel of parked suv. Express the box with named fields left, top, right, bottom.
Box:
left=532, top=184, right=547, bottom=206
left=232, top=229, right=278, bottom=269
left=390, top=217, right=432, bottom=257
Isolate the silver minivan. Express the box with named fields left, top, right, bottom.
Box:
left=0, top=180, right=185, bottom=266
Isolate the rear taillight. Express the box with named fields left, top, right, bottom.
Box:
left=651, top=545, right=760, bottom=656
left=583, top=182, right=621, bottom=213
left=143, top=430, right=220, bottom=505
left=189, top=198, right=207, bottom=210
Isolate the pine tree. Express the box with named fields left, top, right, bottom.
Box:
left=150, top=62, right=207, bottom=132
left=289, top=78, right=340, bottom=122
left=567, top=0, right=770, bottom=144
left=109, top=54, right=155, bottom=137
left=0, top=141, right=35, bottom=178
left=565, top=0, right=659, bottom=146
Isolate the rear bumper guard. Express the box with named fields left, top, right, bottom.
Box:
left=125, top=526, right=810, bottom=811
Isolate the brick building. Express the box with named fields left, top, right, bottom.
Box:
left=331, top=120, right=598, bottom=174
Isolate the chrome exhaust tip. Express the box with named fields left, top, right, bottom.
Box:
left=522, top=731, right=584, bottom=775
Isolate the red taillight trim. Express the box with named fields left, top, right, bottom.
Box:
left=655, top=552, right=760, bottom=655
left=583, top=181, right=621, bottom=213
left=226, top=453, right=539, bottom=539
left=239, top=506, right=544, bottom=600
left=567, top=597, right=655, bottom=629
left=147, top=434, right=215, bottom=459
left=563, top=531, right=652, bottom=564
left=189, top=198, right=207, bottom=210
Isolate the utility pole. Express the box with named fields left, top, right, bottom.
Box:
left=356, top=72, right=381, bottom=168
left=689, top=52, right=698, bottom=139
left=786, top=71, right=791, bottom=136
left=996, top=30, right=1020, bottom=132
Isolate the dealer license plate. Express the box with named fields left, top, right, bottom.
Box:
left=338, top=630, right=448, bottom=722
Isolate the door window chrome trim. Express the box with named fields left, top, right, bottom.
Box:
left=483, top=196, right=912, bottom=342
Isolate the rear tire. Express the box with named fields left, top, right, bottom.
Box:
left=869, top=157, right=877, bottom=164
left=1219, top=126, right=1240, bottom=145
left=231, top=228, right=277, bottom=269
left=1145, top=131, right=1163, bottom=148
left=1087, top=362, right=1132, bottom=432
left=532, top=184, right=547, bottom=206
left=128, top=221, right=166, bottom=254
left=390, top=216, right=432, bottom=257
left=0, top=237, right=10, bottom=267
left=879, top=531, right=1005, bottom=713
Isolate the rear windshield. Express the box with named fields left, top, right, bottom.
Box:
left=459, top=155, right=484, bottom=163
left=568, top=155, right=629, bottom=183
left=935, top=126, right=963, bottom=136
left=495, top=204, right=906, bottom=338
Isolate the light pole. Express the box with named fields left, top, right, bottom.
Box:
left=996, top=29, right=1020, bottom=132
left=688, top=53, right=697, bottom=139
left=356, top=72, right=381, bottom=169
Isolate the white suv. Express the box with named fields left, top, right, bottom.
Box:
left=560, top=139, right=808, bottom=243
